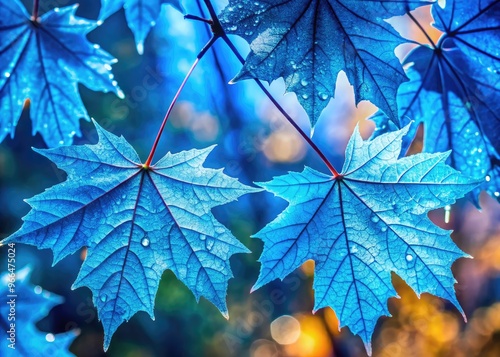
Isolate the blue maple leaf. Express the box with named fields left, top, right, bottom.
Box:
left=0, top=1, right=123, bottom=147
left=1, top=121, right=260, bottom=350
left=372, top=0, right=500, bottom=203
left=99, top=0, right=184, bottom=54
left=0, top=266, right=76, bottom=356
left=253, top=125, right=478, bottom=354
left=220, top=0, right=430, bottom=127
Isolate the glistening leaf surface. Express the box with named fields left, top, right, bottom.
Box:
left=220, top=0, right=429, bottom=127
left=253, top=126, right=478, bottom=354
left=0, top=1, right=122, bottom=147
left=0, top=266, right=76, bottom=357
left=2, top=121, right=259, bottom=350
left=372, top=0, right=500, bottom=203
left=99, top=0, right=184, bottom=54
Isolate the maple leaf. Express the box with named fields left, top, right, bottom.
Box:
left=372, top=0, right=500, bottom=203
left=432, top=0, right=500, bottom=153
left=0, top=1, right=123, bottom=147
left=0, top=266, right=77, bottom=356
left=99, top=0, right=184, bottom=54
left=1, top=121, right=260, bottom=350
left=220, top=0, right=430, bottom=127
left=252, top=125, right=478, bottom=354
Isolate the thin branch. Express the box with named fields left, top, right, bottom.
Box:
left=32, top=0, right=39, bottom=20
left=407, top=11, right=437, bottom=49
left=144, top=37, right=217, bottom=168
left=221, top=35, right=339, bottom=177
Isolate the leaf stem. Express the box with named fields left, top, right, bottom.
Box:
left=407, top=11, right=437, bottom=48
left=221, top=35, right=339, bottom=177
left=144, top=37, right=217, bottom=168
left=32, top=0, right=39, bottom=20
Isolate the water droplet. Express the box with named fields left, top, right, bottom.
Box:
left=381, top=226, right=387, bottom=232
left=141, top=238, right=150, bottom=247
left=206, top=238, right=215, bottom=250
left=300, top=79, right=309, bottom=87
left=43, top=123, right=48, bottom=129
left=301, top=93, right=309, bottom=99
left=58, top=140, right=64, bottom=145
left=121, top=194, right=126, bottom=200
left=350, top=245, right=358, bottom=254
left=93, top=44, right=100, bottom=49
left=371, top=215, right=380, bottom=223
left=34, top=285, right=42, bottom=294
left=4, top=72, right=10, bottom=78
left=45, top=333, right=55, bottom=342
left=486, top=175, right=491, bottom=182
left=406, top=254, right=414, bottom=262
left=150, top=21, right=156, bottom=26
left=319, top=92, right=328, bottom=100
left=100, top=294, right=108, bottom=302
left=54, top=7, right=60, bottom=12
left=494, top=191, right=500, bottom=197
left=200, top=234, right=206, bottom=241
left=444, top=205, right=451, bottom=224
left=69, top=130, right=76, bottom=138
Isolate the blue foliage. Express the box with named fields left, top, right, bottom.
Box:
left=1, top=121, right=260, bottom=350
left=372, top=0, right=500, bottom=203
left=432, top=0, right=500, bottom=152
left=99, top=0, right=184, bottom=54
left=253, top=126, right=478, bottom=354
left=0, top=266, right=76, bottom=356
left=0, top=0, right=123, bottom=147
left=220, top=0, right=430, bottom=127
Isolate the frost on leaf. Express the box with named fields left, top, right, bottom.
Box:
left=1, top=121, right=260, bottom=351
left=0, top=1, right=122, bottom=147
left=0, top=266, right=77, bottom=357
left=372, top=0, right=500, bottom=203
left=253, top=125, right=478, bottom=354
left=99, top=0, right=184, bottom=54
left=220, top=0, right=430, bottom=127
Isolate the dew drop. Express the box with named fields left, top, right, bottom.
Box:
left=45, top=333, right=55, bottom=342
left=121, top=194, right=126, bottom=200
left=34, top=285, right=42, bottom=294
left=381, top=226, right=387, bottom=232
left=406, top=254, right=414, bottom=262
left=495, top=191, right=499, bottom=197
left=200, top=234, right=206, bottom=241
left=300, top=79, right=309, bottom=87
left=371, top=215, right=380, bottom=223
left=100, top=294, right=108, bottom=302
left=444, top=205, right=451, bottom=224
left=206, top=238, right=215, bottom=250
left=141, top=238, right=150, bottom=247
left=4, top=72, right=10, bottom=78
left=93, top=44, right=100, bottom=49
left=58, top=140, right=64, bottom=145
left=301, top=93, right=309, bottom=99
left=319, top=92, right=328, bottom=100
left=350, top=244, right=358, bottom=254
left=486, top=175, right=491, bottom=182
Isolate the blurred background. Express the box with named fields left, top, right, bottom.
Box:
left=1, top=1, right=500, bottom=356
